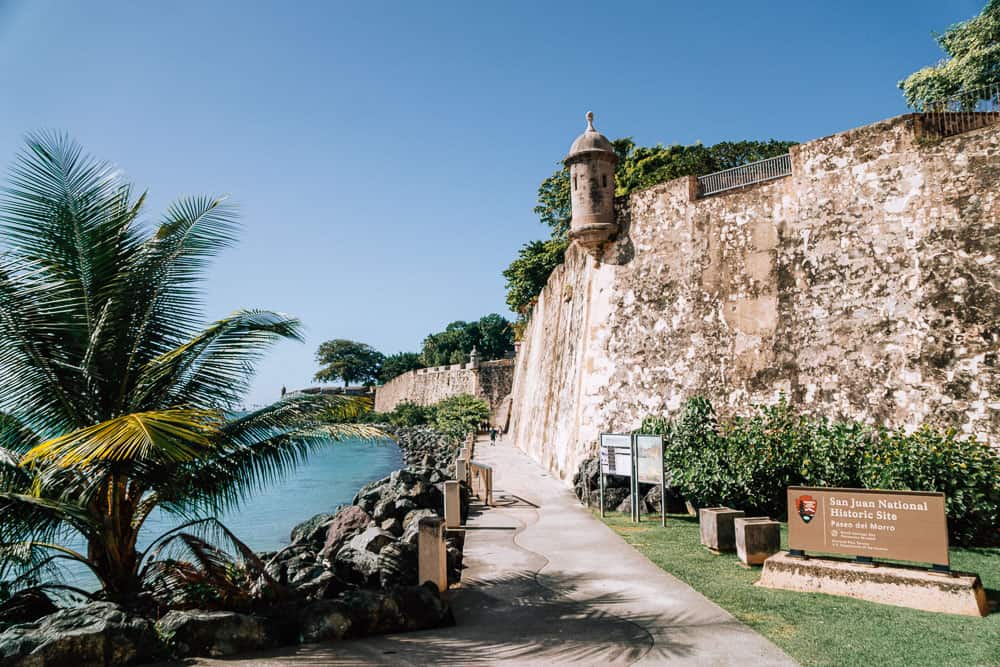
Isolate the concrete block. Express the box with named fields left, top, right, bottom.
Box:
left=455, top=458, right=467, bottom=483
left=417, top=517, right=447, bottom=593
left=759, top=551, right=989, bottom=617
left=735, top=517, right=780, bottom=566
left=699, top=507, right=745, bottom=552
left=444, top=480, right=461, bottom=529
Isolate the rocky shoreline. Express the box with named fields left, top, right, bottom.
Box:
left=0, top=425, right=466, bottom=666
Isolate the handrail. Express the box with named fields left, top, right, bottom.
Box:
left=697, top=154, right=791, bottom=197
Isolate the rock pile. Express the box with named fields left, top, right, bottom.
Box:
left=0, top=425, right=467, bottom=666
left=572, top=456, right=686, bottom=513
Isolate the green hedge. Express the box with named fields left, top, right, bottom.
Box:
left=377, top=394, right=490, bottom=438
left=641, top=397, right=1000, bottom=546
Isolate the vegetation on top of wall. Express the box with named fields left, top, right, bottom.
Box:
left=313, top=314, right=514, bottom=387
left=503, top=138, right=797, bottom=317
left=900, top=0, right=1000, bottom=108
left=419, top=314, right=514, bottom=367
left=641, top=397, right=1000, bottom=547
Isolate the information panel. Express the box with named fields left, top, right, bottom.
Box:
left=599, top=434, right=632, bottom=477
left=634, top=435, right=664, bottom=485
left=787, top=487, right=949, bottom=565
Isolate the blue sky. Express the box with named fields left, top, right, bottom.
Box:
left=0, top=0, right=981, bottom=404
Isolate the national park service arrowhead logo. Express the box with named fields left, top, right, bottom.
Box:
left=797, top=495, right=817, bottom=524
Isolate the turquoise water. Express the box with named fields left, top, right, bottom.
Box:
left=32, top=438, right=403, bottom=591
left=144, top=437, right=404, bottom=553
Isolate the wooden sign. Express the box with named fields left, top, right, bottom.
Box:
left=787, top=487, right=949, bottom=566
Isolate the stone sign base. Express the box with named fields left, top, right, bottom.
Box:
left=758, top=551, right=989, bottom=617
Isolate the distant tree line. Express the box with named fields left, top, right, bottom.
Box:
left=313, top=313, right=514, bottom=386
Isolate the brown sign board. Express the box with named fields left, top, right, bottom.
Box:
left=787, top=487, right=949, bottom=566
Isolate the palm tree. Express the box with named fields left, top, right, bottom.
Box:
left=0, top=133, right=379, bottom=608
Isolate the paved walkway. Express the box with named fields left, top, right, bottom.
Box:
left=190, top=437, right=795, bottom=666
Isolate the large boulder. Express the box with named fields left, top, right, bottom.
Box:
left=332, top=547, right=380, bottom=588
left=390, top=583, right=454, bottom=632
left=297, top=600, right=352, bottom=643
left=319, top=506, right=373, bottom=561
left=400, top=509, right=438, bottom=546
left=0, top=602, right=158, bottom=667
left=589, top=487, right=629, bottom=512
left=0, top=591, right=58, bottom=631
left=644, top=484, right=688, bottom=514
left=289, top=512, right=335, bottom=546
left=156, top=610, right=272, bottom=658
left=293, top=570, right=346, bottom=601
left=336, top=584, right=452, bottom=637
left=347, top=527, right=394, bottom=555
left=377, top=542, right=418, bottom=589
left=380, top=517, right=403, bottom=537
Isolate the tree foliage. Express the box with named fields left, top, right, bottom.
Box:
left=900, top=1, right=1000, bottom=108
left=420, top=314, right=513, bottom=367
left=504, top=137, right=796, bottom=316
left=0, top=133, right=379, bottom=607
left=432, top=394, right=490, bottom=438
left=314, top=339, right=385, bottom=387
left=502, top=237, right=569, bottom=315
left=377, top=352, right=424, bottom=384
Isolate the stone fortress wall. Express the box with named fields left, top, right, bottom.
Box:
left=374, top=358, right=515, bottom=424
left=508, top=114, right=1000, bottom=484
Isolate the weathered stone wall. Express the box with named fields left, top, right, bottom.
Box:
left=509, top=115, right=1000, bottom=484
left=374, top=359, right=515, bottom=421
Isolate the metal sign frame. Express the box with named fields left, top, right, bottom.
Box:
left=598, top=433, right=632, bottom=519
left=634, top=434, right=666, bottom=527
left=598, top=433, right=666, bottom=526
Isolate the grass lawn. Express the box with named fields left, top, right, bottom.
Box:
left=600, top=511, right=999, bottom=667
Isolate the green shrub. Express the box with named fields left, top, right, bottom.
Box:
left=387, top=400, right=434, bottom=427
left=432, top=394, right=489, bottom=439
left=860, top=426, right=1000, bottom=546
left=643, top=396, right=1000, bottom=546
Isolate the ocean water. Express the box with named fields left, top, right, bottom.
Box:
left=26, top=438, right=403, bottom=592
left=144, top=437, right=404, bottom=553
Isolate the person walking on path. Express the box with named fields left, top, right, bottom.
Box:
left=489, top=427, right=498, bottom=446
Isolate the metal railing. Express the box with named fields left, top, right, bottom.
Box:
left=916, top=81, right=1000, bottom=138
left=697, top=153, right=792, bottom=197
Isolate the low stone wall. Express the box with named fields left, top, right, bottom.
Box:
left=375, top=359, right=515, bottom=424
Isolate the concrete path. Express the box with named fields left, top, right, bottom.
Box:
left=188, top=437, right=795, bottom=666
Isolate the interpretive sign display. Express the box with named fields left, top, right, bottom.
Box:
left=599, top=434, right=632, bottom=477
left=598, top=433, right=665, bottom=525
left=787, top=487, right=949, bottom=566
left=635, top=434, right=666, bottom=527
left=634, top=435, right=663, bottom=485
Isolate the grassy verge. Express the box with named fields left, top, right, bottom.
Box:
left=601, top=511, right=999, bottom=667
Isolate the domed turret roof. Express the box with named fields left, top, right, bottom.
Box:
left=565, top=112, right=616, bottom=161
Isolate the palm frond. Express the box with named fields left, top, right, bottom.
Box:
left=0, top=492, right=97, bottom=547
left=112, top=195, right=240, bottom=410
left=21, top=409, right=224, bottom=467
left=129, top=309, right=303, bottom=412
left=155, top=395, right=383, bottom=516
left=0, top=132, right=147, bottom=429
left=140, top=517, right=279, bottom=609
